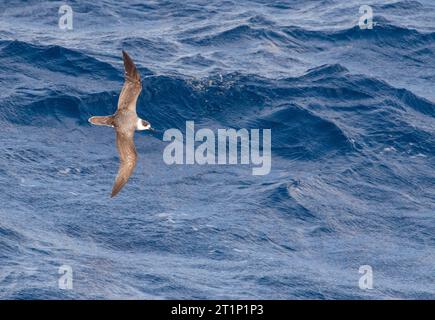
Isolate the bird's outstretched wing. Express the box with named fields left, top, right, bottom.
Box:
left=117, top=50, right=142, bottom=112
left=111, top=130, right=137, bottom=197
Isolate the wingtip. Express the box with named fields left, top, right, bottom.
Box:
left=122, top=50, right=129, bottom=59
left=111, top=187, right=120, bottom=198
left=121, top=50, right=140, bottom=83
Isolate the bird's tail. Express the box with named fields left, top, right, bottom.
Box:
left=88, top=116, right=114, bottom=127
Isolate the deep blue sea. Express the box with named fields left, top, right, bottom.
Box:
left=0, top=0, right=434, bottom=299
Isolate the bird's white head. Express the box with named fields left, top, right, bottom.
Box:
left=136, top=119, right=152, bottom=131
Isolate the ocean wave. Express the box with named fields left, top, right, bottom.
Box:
left=1, top=40, right=433, bottom=161
left=0, top=40, right=121, bottom=78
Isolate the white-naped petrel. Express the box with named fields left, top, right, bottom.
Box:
left=89, top=51, right=152, bottom=197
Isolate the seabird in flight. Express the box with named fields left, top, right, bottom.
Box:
left=89, top=50, right=152, bottom=197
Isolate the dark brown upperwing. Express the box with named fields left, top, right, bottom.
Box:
left=117, top=50, right=142, bottom=111
left=111, top=130, right=138, bottom=197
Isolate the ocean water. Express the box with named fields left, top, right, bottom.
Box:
left=0, top=0, right=434, bottom=299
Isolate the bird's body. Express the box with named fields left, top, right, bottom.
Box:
left=89, top=51, right=152, bottom=197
